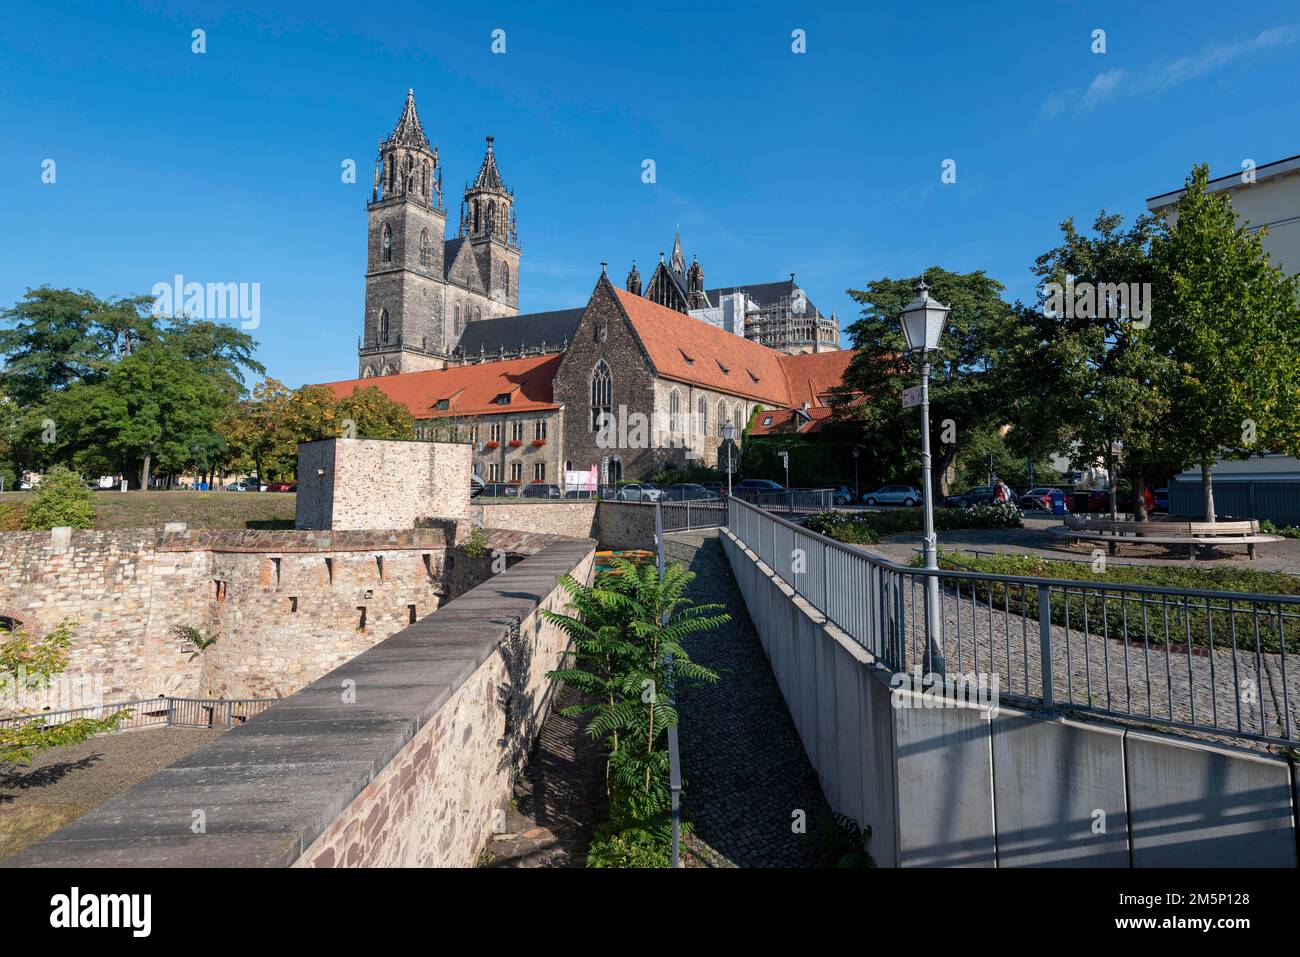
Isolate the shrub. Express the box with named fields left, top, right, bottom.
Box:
left=24, top=466, right=96, bottom=530
left=0, top=500, right=30, bottom=531
left=543, top=559, right=727, bottom=867
left=1261, top=519, right=1300, bottom=539
left=802, top=503, right=1023, bottom=545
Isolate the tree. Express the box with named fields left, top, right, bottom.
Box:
left=1, top=622, right=128, bottom=764
left=1004, top=211, right=1173, bottom=519
left=25, top=465, right=95, bottom=529
left=1149, top=164, right=1300, bottom=521
left=839, top=267, right=1018, bottom=498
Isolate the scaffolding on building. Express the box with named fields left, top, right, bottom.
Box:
left=741, top=292, right=840, bottom=355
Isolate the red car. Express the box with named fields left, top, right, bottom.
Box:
left=265, top=481, right=296, bottom=492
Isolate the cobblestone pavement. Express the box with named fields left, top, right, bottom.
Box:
left=0, top=727, right=219, bottom=860
left=804, top=528, right=1300, bottom=752
left=870, top=516, right=1300, bottom=574
left=665, top=530, right=836, bottom=868
left=481, top=684, right=606, bottom=868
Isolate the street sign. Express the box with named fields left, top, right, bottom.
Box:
left=902, top=385, right=923, bottom=408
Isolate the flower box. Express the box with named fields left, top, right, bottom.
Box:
left=508, top=440, right=524, bottom=448
left=485, top=440, right=500, bottom=449
left=532, top=439, right=546, bottom=447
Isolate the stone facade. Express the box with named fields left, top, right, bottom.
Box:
left=359, top=92, right=521, bottom=377
left=0, top=524, right=515, bottom=705
left=296, top=438, right=470, bottom=530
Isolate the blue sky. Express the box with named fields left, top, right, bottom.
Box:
left=2, top=1, right=1297, bottom=387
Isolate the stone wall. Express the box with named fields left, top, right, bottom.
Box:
left=4, top=537, right=596, bottom=869
left=296, top=438, right=471, bottom=531
left=470, top=501, right=596, bottom=540
left=595, top=501, right=657, bottom=549
left=0, top=525, right=514, bottom=707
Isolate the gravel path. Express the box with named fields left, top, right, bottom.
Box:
left=665, top=530, right=837, bottom=867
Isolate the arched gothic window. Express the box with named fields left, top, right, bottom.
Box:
left=382, top=224, right=392, bottom=264
left=474, top=306, right=482, bottom=323
left=454, top=303, right=463, bottom=335
left=380, top=308, right=390, bottom=343
left=718, top=400, right=729, bottom=438
left=591, top=361, right=612, bottom=431
left=503, top=263, right=510, bottom=299
left=419, top=229, right=430, bottom=266
left=668, top=389, right=682, bottom=433
left=697, top=394, right=708, bottom=434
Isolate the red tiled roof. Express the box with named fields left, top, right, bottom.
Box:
left=613, top=287, right=797, bottom=406
left=317, top=353, right=562, bottom=418
left=613, top=286, right=859, bottom=411
left=779, top=349, right=857, bottom=409
left=749, top=406, right=837, bottom=436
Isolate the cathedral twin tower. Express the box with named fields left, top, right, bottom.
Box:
left=358, top=90, right=521, bottom=377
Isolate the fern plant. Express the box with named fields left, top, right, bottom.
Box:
left=543, top=558, right=728, bottom=860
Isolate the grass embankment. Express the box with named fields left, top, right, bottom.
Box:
left=932, top=550, right=1300, bottom=653
left=0, top=491, right=297, bottom=530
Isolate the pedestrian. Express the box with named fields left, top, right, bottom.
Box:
left=994, top=478, right=1010, bottom=504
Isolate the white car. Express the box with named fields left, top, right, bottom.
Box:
left=861, top=485, right=921, bottom=507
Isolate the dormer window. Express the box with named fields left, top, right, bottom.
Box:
left=494, top=392, right=512, bottom=405
left=679, top=348, right=695, bottom=365
left=435, top=399, right=450, bottom=411
left=715, top=359, right=729, bottom=374
left=747, top=370, right=760, bottom=383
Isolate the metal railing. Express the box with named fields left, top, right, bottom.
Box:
left=730, top=488, right=833, bottom=516
left=659, top=499, right=727, bottom=532
left=727, top=497, right=1300, bottom=746
left=0, top=696, right=277, bottom=733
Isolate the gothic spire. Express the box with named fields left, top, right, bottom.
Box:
left=387, top=89, right=430, bottom=150
left=471, top=135, right=506, bottom=192
left=669, top=226, right=686, bottom=275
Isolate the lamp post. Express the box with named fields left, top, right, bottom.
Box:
left=899, top=278, right=950, bottom=678
left=721, top=422, right=737, bottom=497
left=852, top=446, right=860, bottom=502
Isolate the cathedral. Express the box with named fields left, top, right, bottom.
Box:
left=335, top=90, right=858, bottom=485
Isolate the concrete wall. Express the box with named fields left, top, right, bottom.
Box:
left=4, top=536, right=596, bottom=869
left=721, top=527, right=1299, bottom=868
left=296, top=438, right=471, bottom=530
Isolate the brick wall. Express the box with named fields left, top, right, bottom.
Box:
left=0, top=525, right=511, bottom=708
left=296, top=438, right=471, bottom=530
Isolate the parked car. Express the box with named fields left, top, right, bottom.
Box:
left=862, top=485, right=922, bottom=507
left=480, top=483, right=520, bottom=498
left=701, top=481, right=725, bottom=497
left=224, top=478, right=265, bottom=492
left=470, top=475, right=485, bottom=498
left=522, top=483, right=562, bottom=499
left=1153, top=488, right=1169, bottom=513
left=1085, top=486, right=1157, bottom=514
left=614, top=482, right=663, bottom=503
left=265, top=481, right=296, bottom=493
left=832, top=485, right=854, bottom=506
left=733, top=478, right=785, bottom=495
left=1020, top=487, right=1061, bottom=511
left=943, top=485, right=1019, bottom=509
left=564, top=488, right=597, bottom=499
left=662, top=483, right=714, bottom=502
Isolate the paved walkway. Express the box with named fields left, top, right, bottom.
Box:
left=665, top=530, right=835, bottom=867
left=0, top=727, right=219, bottom=861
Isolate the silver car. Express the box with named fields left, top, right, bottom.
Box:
left=861, top=485, right=921, bottom=507
left=614, top=483, right=663, bottom=503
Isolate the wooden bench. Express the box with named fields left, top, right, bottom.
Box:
left=1053, top=515, right=1282, bottom=560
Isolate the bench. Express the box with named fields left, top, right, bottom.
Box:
left=1052, top=515, right=1282, bottom=560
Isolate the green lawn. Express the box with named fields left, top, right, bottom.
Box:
left=0, top=491, right=297, bottom=530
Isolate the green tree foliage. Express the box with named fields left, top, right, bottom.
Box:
left=1003, top=211, right=1173, bottom=519
left=1149, top=164, right=1300, bottom=521
left=840, top=267, right=1019, bottom=498
left=0, top=288, right=262, bottom=485
left=543, top=559, right=727, bottom=865
left=0, top=622, right=128, bottom=764
left=217, top=380, right=415, bottom=482
left=25, top=465, right=95, bottom=529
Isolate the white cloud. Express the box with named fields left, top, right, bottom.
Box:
left=1042, top=24, right=1299, bottom=117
